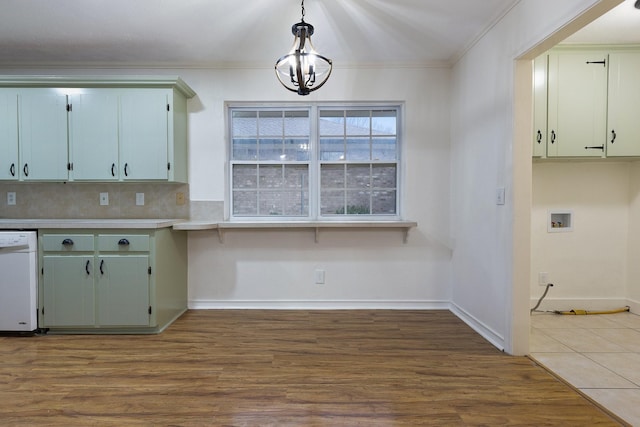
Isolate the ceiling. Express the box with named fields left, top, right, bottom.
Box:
left=562, top=0, right=640, bottom=45
left=0, top=0, right=637, bottom=69
left=0, top=0, right=520, bottom=68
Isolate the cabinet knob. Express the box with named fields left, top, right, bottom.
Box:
left=124, top=163, right=129, bottom=177
left=550, top=130, right=556, bottom=144
left=111, top=163, right=116, bottom=177
left=9, top=163, right=15, bottom=177
left=536, top=130, right=542, bottom=144
left=62, top=238, right=74, bottom=246
left=611, top=129, right=617, bottom=144
left=85, top=260, right=91, bottom=275
left=23, top=163, right=29, bottom=177
left=118, top=238, right=130, bottom=246
left=100, top=259, right=105, bottom=275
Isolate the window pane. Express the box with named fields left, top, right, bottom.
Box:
left=321, top=164, right=345, bottom=189
left=345, top=190, right=371, bottom=214
left=258, top=111, right=283, bottom=136
left=372, top=190, right=396, bottom=214
left=232, top=164, right=257, bottom=189
left=320, top=138, right=344, bottom=161
left=285, top=110, right=309, bottom=136
left=259, top=165, right=283, bottom=189
left=372, top=137, right=396, bottom=161
left=258, top=191, right=283, bottom=216
left=320, top=190, right=344, bottom=215
left=232, top=138, right=257, bottom=160
left=233, top=190, right=257, bottom=215
left=283, top=191, right=309, bottom=216
left=284, top=138, right=310, bottom=161
left=284, top=165, right=309, bottom=189
left=346, top=164, right=371, bottom=188
left=258, top=138, right=283, bottom=161
left=232, top=111, right=257, bottom=137
left=345, top=110, right=370, bottom=136
left=346, top=137, right=370, bottom=160
left=371, top=110, right=396, bottom=135
left=319, top=110, right=344, bottom=136
left=371, top=164, right=396, bottom=188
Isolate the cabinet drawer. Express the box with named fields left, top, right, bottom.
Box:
left=98, top=234, right=150, bottom=252
left=41, top=234, right=95, bottom=252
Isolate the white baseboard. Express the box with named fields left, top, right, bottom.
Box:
left=188, top=299, right=450, bottom=310
left=449, top=302, right=505, bottom=351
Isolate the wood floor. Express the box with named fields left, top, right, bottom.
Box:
left=0, top=310, right=624, bottom=426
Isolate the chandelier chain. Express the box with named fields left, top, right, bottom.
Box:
left=300, top=0, right=305, bottom=21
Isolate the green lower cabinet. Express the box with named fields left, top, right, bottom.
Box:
left=42, top=255, right=95, bottom=326
left=39, top=228, right=187, bottom=334
left=96, top=255, right=150, bottom=326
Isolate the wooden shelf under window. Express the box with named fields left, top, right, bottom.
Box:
left=173, top=220, right=418, bottom=243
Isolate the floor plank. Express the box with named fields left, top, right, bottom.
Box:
left=0, top=310, right=624, bottom=426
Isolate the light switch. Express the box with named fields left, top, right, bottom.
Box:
left=100, top=192, right=109, bottom=206
left=136, top=193, right=145, bottom=206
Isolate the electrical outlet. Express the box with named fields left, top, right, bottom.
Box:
left=314, top=269, right=325, bottom=284
left=496, top=187, right=505, bottom=205
left=176, top=192, right=185, bottom=206
left=7, top=192, right=16, bottom=206
left=538, top=272, right=549, bottom=286
left=136, top=193, right=145, bottom=206
left=99, top=192, right=109, bottom=206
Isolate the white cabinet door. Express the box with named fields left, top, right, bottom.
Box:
left=19, top=90, right=69, bottom=180
left=69, top=91, right=120, bottom=180
left=547, top=51, right=608, bottom=157
left=120, top=89, right=169, bottom=180
left=0, top=90, right=19, bottom=180
left=607, top=52, right=640, bottom=157
left=533, top=55, right=547, bottom=158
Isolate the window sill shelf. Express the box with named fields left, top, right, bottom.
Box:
left=173, top=220, right=418, bottom=243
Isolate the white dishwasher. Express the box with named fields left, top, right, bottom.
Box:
left=0, top=231, right=38, bottom=333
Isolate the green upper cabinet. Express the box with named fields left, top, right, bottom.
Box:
left=546, top=50, right=609, bottom=158
left=534, top=47, right=640, bottom=159
left=532, top=55, right=548, bottom=158
left=607, top=52, right=640, bottom=157
left=120, top=89, right=171, bottom=181
left=68, top=90, right=120, bottom=181
left=0, top=76, right=195, bottom=182
left=19, top=89, right=70, bottom=180
left=0, top=90, right=18, bottom=180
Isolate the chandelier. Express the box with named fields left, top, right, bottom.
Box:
left=275, top=0, right=333, bottom=96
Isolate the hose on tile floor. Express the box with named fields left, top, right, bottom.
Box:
left=530, top=283, right=554, bottom=314
left=530, top=284, right=631, bottom=315
left=553, top=306, right=630, bottom=315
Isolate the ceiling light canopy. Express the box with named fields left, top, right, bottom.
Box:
left=275, top=0, right=332, bottom=96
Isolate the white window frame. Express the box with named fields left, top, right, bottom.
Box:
left=227, top=102, right=402, bottom=222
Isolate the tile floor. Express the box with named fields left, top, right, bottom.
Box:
left=530, top=311, right=640, bottom=425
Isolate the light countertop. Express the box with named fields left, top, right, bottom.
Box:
left=0, top=218, right=184, bottom=230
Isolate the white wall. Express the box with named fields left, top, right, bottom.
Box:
left=450, top=0, right=613, bottom=353
left=184, top=66, right=454, bottom=308
left=627, top=162, right=640, bottom=307
left=531, top=162, right=630, bottom=310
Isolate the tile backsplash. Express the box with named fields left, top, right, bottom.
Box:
left=0, top=182, right=190, bottom=219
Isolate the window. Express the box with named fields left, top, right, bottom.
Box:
left=229, top=104, right=400, bottom=220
